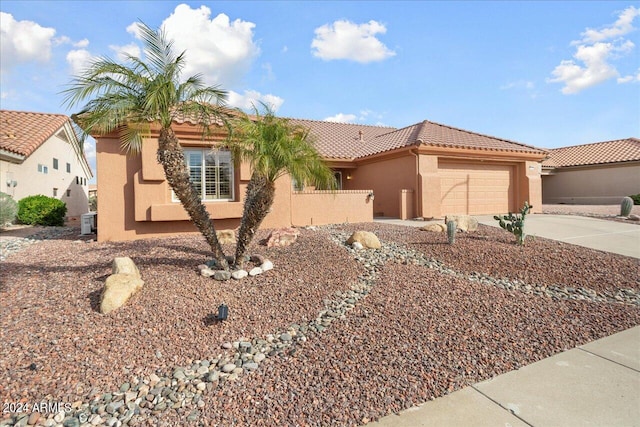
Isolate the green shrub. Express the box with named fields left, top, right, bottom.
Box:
left=0, top=192, right=18, bottom=226
left=629, top=194, right=640, bottom=205
left=17, top=195, right=67, bottom=226
left=89, top=195, right=97, bottom=212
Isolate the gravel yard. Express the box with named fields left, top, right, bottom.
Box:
left=1, top=219, right=638, bottom=426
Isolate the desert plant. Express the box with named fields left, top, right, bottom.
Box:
left=89, top=195, right=97, bottom=212
left=620, top=196, right=634, bottom=216
left=17, top=195, right=67, bottom=226
left=493, top=201, right=532, bottom=245
left=447, top=220, right=456, bottom=244
left=629, top=194, right=640, bottom=205
left=228, top=104, right=336, bottom=268
left=0, top=192, right=18, bottom=226
left=63, top=22, right=230, bottom=269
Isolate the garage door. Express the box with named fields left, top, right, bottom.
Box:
left=439, top=162, right=514, bottom=215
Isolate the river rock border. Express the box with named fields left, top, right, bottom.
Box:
left=2, top=226, right=637, bottom=426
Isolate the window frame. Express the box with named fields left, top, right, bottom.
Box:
left=53, top=158, right=59, bottom=170
left=172, top=148, right=234, bottom=203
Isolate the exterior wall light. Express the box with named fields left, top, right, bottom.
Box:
left=367, top=192, right=375, bottom=202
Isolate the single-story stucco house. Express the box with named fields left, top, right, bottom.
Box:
left=0, top=110, right=93, bottom=219
left=94, top=115, right=547, bottom=242
left=542, top=138, right=640, bottom=204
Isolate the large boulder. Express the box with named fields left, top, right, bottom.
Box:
left=346, top=231, right=381, bottom=249
left=266, top=228, right=300, bottom=247
left=421, top=223, right=446, bottom=232
left=112, top=257, right=141, bottom=278
left=445, top=215, right=478, bottom=232
left=100, top=274, right=144, bottom=314
left=216, top=229, right=236, bottom=245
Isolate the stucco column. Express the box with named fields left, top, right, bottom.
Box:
left=523, top=161, right=543, bottom=213
left=417, top=154, right=441, bottom=219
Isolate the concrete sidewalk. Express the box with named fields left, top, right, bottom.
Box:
left=370, top=214, right=640, bottom=426
left=370, top=326, right=640, bottom=427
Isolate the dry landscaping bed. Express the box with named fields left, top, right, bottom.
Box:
left=1, top=223, right=638, bottom=426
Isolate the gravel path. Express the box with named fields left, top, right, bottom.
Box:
left=1, top=222, right=638, bottom=426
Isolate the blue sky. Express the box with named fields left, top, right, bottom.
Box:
left=1, top=1, right=639, bottom=177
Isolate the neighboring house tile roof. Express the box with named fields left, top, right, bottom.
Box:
left=0, top=110, right=70, bottom=157
left=543, top=138, right=640, bottom=168
left=290, top=118, right=547, bottom=159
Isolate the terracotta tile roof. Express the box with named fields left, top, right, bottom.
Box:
left=1, top=110, right=70, bottom=157
left=290, top=118, right=547, bottom=159
left=543, top=138, right=640, bottom=168
left=288, top=118, right=396, bottom=159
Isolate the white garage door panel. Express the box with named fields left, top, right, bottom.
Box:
left=440, top=163, right=514, bottom=215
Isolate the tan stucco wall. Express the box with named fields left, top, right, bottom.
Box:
left=291, top=190, right=373, bottom=225
left=0, top=128, right=91, bottom=218
left=542, top=162, right=640, bottom=204
left=344, top=155, right=417, bottom=218
left=96, top=136, right=373, bottom=242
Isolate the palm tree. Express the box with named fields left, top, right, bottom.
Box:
left=62, top=22, right=230, bottom=269
left=228, top=104, right=336, bottom=267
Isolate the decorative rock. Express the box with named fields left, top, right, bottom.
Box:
left=222, top=364, right=236, bottom=373
left=445, top=215, right=478, bottom=232
left=249, top=267, right=263, bottom=276
left=420, top=223, right=446, bottom=232
left=231, top=270, right=248, bottom=280
left=352, top=242, right=364, bottom=250
left=628, top=214, right=640, bottom=221
left=100, top=274, right=144, bottom=314
left=254, top=352, right=266, bottom=363
left=266, top=228, right=300, bottom=247
left=112, top=257, right=141, bottom=278
left=260, top=260, right=274, bottom=272
left=243, top=362, right=259, bottom=371
left=346, top=231, right=381, bottom=249
left=216, top=229, right=236, bottom=245
left=213, top=270, right=232, bottom=281
left=62, top=417, right=79, bottom=427
left=200, top=267, right=215, bottom=277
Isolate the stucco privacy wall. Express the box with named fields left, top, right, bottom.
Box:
left=542, top=163, right=640, bottom=204
left=291, top=190, right=373, bottom=226
left=0, top=129, right=90, bottom=218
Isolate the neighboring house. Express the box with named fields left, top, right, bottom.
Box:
left=94, top=115, right=547, bottom=242
left=0, top=110, right=94, bottom=219
left=542, top=138, right=640, bottom=204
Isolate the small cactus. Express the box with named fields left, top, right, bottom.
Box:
left=447, top=220, right=456, bottom=244
left=621, top=196, right=633, bottom=217
left=494, top=201, right=532, bottom=245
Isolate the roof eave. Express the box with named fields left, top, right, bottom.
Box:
left=0, top=148, right=26, bottom=163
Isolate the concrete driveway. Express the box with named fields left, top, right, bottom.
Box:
left=476, top=214, right=640, bottom=259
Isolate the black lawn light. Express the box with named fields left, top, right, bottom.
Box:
left=217, top=303, right=229, bottom=321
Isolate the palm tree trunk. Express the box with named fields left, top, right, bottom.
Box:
left=235, top=173, right=276, bottom=268
left=157, top=127, right=229, bottom=270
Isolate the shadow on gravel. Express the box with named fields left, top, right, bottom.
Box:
left=87, top=289, right=103, bottom=312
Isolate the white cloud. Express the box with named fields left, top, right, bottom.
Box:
left=227, top=89, right=284, bottom=111
left=66, top=49, right=94, bottom=75
left=74, top=39, right=90, bottom=49
left=577, top=5, right=639, bottom=44
left=618, top=69, right=640, bottom=83
left=0, top=12, right=56, bottom=72
left=324, top=113, right=357, bottom=123
left=311, top=20, right=396, bottom=63
left=128, top=4, right=260, bottom=87
left=83, top=139, right=96, bottom=162
left=109, top=43, right=141, bottom=62
left=548, top=7, right=639, bottom=94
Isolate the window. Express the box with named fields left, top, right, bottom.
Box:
left=66, top=189, right=71, bottom=197
left=53, top=188, right=58, bottom=197
left=38, top=164, right=48, bottom=174
left=66, top=163, right=71, bottom=173
left=292, top=178, right=304, bottom=192
left=175, top=149, right=233, bottom=201
left=53, top=158, right=58, bottom=170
